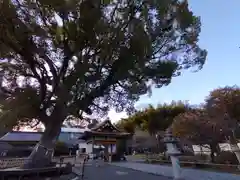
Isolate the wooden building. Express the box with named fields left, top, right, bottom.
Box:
left=79, top=119, right=131, bottom=162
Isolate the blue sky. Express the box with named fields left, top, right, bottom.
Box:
left=110, top=0, right=240, bottom=122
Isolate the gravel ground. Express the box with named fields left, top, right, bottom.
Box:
left=83, top=164, right=172, bottom=180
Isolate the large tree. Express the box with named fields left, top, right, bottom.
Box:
left=172, top=110, right=226, bottom=162
left=0, top=0, right=206, bottom=168
left=205, top=86, right=240, bottom=136
left=205, top=86, right=240, bottom=163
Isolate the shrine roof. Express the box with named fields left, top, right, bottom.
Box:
left=91, top=119, right=121, bottom=132
left=79, top=119, right=131, bottom=139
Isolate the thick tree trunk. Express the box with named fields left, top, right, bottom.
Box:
left=23, top=106, right=66, bottom=169
left=209, top=143, right=220, bottom=163
left=210, top=150, right=215, bottom=163
left=199, top=145, right=203, bottom=155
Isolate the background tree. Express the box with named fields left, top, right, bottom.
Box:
left=131, top=128, right=158, bottom=152
left=115, top=118, right=135, bottom=133
left=0, top=0, right=206, bottom=168
left=172, top=111, right=226, bottom=162
left=205, top=86, right=240, bottom=163
left=117, top=101, right=191, bottom=153
left=205, top=86, right=240, bottom=138
left=122, top=101, right=191, bottom=135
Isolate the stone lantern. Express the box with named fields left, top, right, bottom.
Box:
left=163, top=129, right=183, bottom=180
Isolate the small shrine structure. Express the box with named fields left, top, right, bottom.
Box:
left=79, top=119, right=131, bottom=162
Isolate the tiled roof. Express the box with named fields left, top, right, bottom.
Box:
left=0, top=132, right=42, bottom=142
left=0, top=131, right=85, bottom=146
left=90, top=119, right=121, bottom=133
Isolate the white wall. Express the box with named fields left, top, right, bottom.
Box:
left=78, top=142, right=93, bottom=154
left=78, top=142, right=117, bottom=154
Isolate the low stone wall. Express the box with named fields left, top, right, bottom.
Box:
left=0, top=154, right=88, bottom=169
left=0, top=158, right=29, bottom=169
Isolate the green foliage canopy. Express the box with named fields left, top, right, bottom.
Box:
left=0, top=0, right=206, bottom=129
left=117, top=101, right=191, bottom=135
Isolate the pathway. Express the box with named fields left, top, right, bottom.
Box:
left=73, top=163, right=171, bottom=180
left=111, top=162, right=240, bottom=180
